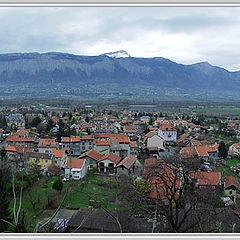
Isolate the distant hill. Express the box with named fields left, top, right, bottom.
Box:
left=0, top=51, right=239, bottom=100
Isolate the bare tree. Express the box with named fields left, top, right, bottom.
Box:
left=132, top=156, right=223, bottom=233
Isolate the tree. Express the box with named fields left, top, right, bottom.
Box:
left=121, top=156, right=223, bottom=233
left=30, top=117, right=42, bottom=128
left=0, top=116, right=7, bottom=129
left=133, top=179, right=151, bottom=196
left=36, top=123, right=47, bottom=134
left=56, top=119, right=65, bottom=142
left=46, top=119, right=55, bottom=134
left=85, top=116, right=89, bottom=123
left=0, top=150, right=11, bottom=232
left=218, top=141, right=228, bottom=159
left=52, top=178, right=63, bottom=193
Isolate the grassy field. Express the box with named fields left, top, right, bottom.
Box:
left=226, top=158, right=240, bottom=167
left=9, top=174, right=125, bottom=232
left=195, top=107, right=240, bottom=115
left=215, top=166, right=238, bottom=177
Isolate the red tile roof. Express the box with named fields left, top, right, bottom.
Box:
left=7, top=133, right=35, bottom=142
left=79, top=150, right=103, bottom=161
left=180, top=147, right=197, bottom=158
left=144, top=157, right=158, bottom=168
left=159, top=124, right=176, bottom=131
left=5, top=145, right=33, bottom=153
left=64, top=158, right=86, bottom=169
left=130, top=141, right=138, bottom=148
left=99, top=153, right=121, bottom=164
left=124, top=125, right=135, bottom=130
left=150, top=173, right=181, bottom=201
left=190, top=171, right=221, bottom=186
left=52, top=149, right=65, bottom=158
left=38, top=138, right=57, bottom=148
left=94, top=139, right=111, bottom=146
left=95, top=133, right=130, bottom=144
left=195, top=144, right=219, bottom=157
left=225, top=175, right=238, bottom=189
left=116, top=155, right=136, bottom=169
left=62, top=135, right=93, bottom=143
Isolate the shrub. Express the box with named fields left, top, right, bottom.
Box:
left=52, top=178, right=63, bottom=192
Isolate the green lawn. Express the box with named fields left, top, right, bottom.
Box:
left=226, top=158, right=240, bottom=167
left=215, top=166, right=238, bottom=177
left=9, top=174, right=125, bottom=232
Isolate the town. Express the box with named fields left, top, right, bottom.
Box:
left=0, top=101, right=240, bottom=233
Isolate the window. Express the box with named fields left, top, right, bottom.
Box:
left=45, top=160, right=48, bottom=163
left=230, top=190, right=232, bottom=195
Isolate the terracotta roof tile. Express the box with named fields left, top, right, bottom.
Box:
left=116, top=155, right=136, bottom=169
left=99, top=153, right=121, bottom=164
left=190, top=171, right=221, bottom=186
left=52, top=149, right=65, bottom=158
left=225, top=176, right=238, bottom=189
left=80, top=150, right=103, bottom=161
left=64, top=158, right=86, bottom=169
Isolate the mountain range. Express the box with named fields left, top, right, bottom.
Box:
left=0, top=50, right=239, bottom=100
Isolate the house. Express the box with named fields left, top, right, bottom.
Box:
left=179, top=147, right=198, bottom=159
left=140, top=116, right=150, bottom=123
left=64, top=158, right=88, bottom=180
left=47, top=165, right=61, bottom=176
left=66, top=207, right=128, bottom=233
left=38, top=138, right=58, bottom=154
left=116, top=155, right=137, bottom=175
left=5, top=113, right=25, bottom=130
left=190, top=171, right=222, bottom=189
left=195, top=144, right=219, bottom=161
left=110, top=140, right=130, bottom=159
left=6, top=132, right=36, bottom=148
left=157, top=124, right=177, bottom=143
left=130, top=141, right=138, bottom=156
left=98, top=153, right=121, bottom=174
left=123, top=125, right=136, bottom=138
left=186, top=139, right=202, bottom=148
left=60, top=135, right=94, bottom=156
left=79, top=150, right=103, bottom=170
left=177, top=133, right=190, bottom=147
left=93, top=139, right=111, bottom=155
left=25, top=152, right=54, bottom=169
left=229, top=143, right=240, bottom=155
left=52, top=149, right=68, bottom=168
left=224, top=176, right=239, bottom=203
left=146, top=134, right=165, bottom=152
left=4, top=145, right=34, bottom=170
left=189, top=125, right=201, bottom=132
left=180, top=144, right=219, bottom=161
left=95, top=133, right=131, bottom=157
left=143, top=157, right=159, bottom=169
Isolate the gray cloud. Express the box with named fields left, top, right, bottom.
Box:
left=0, top=7, right=240, bottom=70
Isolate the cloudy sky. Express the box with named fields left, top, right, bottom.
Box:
left=1, top=7, right=240, bottom=71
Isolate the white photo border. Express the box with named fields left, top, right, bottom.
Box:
left=0, top=1, right=240, bottom=239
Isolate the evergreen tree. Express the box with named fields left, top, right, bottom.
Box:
left=56, top=119, right=65, bottom=142
left=30, top=117, right=42, bottom=128
left=52, top=178, right=63, bottom=193
left=218, top=141, right=228, bottom=159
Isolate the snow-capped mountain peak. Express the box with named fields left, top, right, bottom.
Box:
left=101, top=50, right=131, bottom=58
